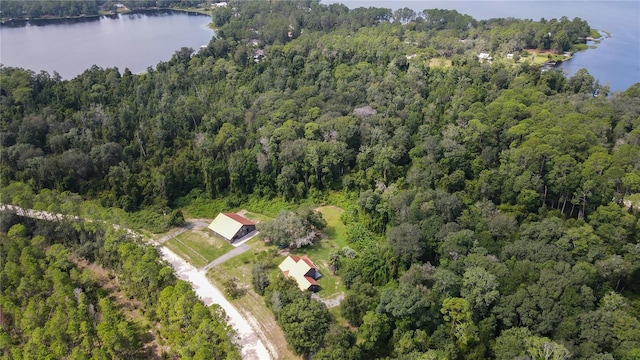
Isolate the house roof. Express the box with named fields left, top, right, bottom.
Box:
left=208, top=213, right=255, bottom=241
left=279, top=255, right=319, bottom=291
left=223, top=212, right=255, bottom=225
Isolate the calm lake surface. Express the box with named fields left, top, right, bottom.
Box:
left=0, top=10, right=214, bottom=79
left=1, top=3, right=638, bottom=92
left=325, top=0, right=640, bottom=92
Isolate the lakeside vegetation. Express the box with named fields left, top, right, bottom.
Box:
left=2, top=0, right=640, bottom=359
left=0, top=0, right=207, bottom=22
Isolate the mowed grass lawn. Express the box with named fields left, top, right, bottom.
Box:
left=206, top=247, right=300, bottom=360
left=241, top=210, right=272, bottom=223
left=428, top=57, right=452, bottom=68
left=164, top=229, right=233, bottom=268
left=208, top=206, right=350, bottom=355
left=289, top=205, right=347, bottom=297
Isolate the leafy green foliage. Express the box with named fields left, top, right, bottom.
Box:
left=251, top=263, right=270, bottom=295
left=0, top=216, right=240, bottom=359
left=340, top=279, right=379, bottom=327
left=277, top=297, right=330, bottom=355
left=2, top=1, right=640, bottom=358
left=0, top=1, right=99, bottom=20
left=264, top=274, right=331, bottom=356
left=258, top=208, right=325, bottom=248
left=0, top=225, right=141, bottom=358
left=223, top=276, right=245, bottom=299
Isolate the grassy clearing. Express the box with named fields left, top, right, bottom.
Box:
left=177, top=230, right=233, bottom=261
left=165, top=237, right=209, bottom=268
left=206, top=268, right=300, bottom=360
left=163, top=229, right=233, bottom=268
left=216, top=243, right=271, bottom=278
left=242, top=211, right=272, bottom=223
left=522, top=49, right=571, bottom=64
left=428, top=57, right=452, bottom=68
left=170, top=7, right=212, bottom=16
left=317, top=205, right=347, bottom=248
left=287, top=205, right=348, bottom=297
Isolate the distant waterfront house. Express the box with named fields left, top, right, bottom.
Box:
left=279, top=255, right=321, bottom=291
left=478, top=52, right=493, bottom=62
left=253, top=49, right=265, bottom=63
left=208, top=213, right=256, bottom=243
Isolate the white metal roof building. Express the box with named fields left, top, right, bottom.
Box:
left=208, top=212, right=256, bottom=243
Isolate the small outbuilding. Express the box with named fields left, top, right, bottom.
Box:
left=478, top=52, right=493, bottom=63
left=208, top=212, right=256, bottom=243
left=279, top=255, right=321, bottom=292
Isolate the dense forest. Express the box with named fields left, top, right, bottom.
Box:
left=1, top=0, right=640, bottom=359
left=0, top=214, right=240, bottom=359
left=0, top=0, right=203, bottom=21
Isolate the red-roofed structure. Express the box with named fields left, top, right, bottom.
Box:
left=278, top=255, right=321, bottom=291
left=208, top=212, right=256, bottom=243
left=223, top=212, right=255, bottom=226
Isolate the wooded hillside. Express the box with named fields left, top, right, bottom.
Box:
left=1, top=0, right=639, bottom=358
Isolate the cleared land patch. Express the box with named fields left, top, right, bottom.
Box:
left=164, top=228, right=233, bottom=268
left=287, top=205, right=347, bottom=297
left=428, top=57, right=452, bottom=68
left=206, top=262, right=299, bottom=360
left=523, top=48, right=572, bottom=64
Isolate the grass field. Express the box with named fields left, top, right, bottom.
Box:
left=288, top=205, right=348, bottom=297
left=242, top=211, right=272, bottom=223
left=165, top=203, right=350, bottom=354
left=429, top=57, right=452, bottom=68
left=317, top=205, right=347, bottom=248
left=522, top=48, right=571, bottom=65
left=215, top=238, right=272, bottom=278
left=164, top=230, right=233, bottom=268
left=206, top=267, right=300, bottom=360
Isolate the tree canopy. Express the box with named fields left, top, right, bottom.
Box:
left=1, top=0, right=640, bottom=358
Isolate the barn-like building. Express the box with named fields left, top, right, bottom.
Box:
left=208, top=212, right=256, bottom=243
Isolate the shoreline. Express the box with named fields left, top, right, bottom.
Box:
left=0, top=7, right=211, bottom=26
left=521, top=28, right=609, bottom=72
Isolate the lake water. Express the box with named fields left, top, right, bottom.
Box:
left=0, top=3, right=637, bottom=92
left=0, top=10, right=214, bottom=79
left=324, top=1, right=640, bottom=92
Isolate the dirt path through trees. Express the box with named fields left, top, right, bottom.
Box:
left=0, top=204, right=274, bottom=360
left=160, top=247, right=272, bottom=359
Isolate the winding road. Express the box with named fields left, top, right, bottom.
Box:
left=160, top=247, right=271, bottom=359
left=0, top=204, right=273, bottom=360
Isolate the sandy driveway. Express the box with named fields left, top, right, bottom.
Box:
left=160, top=247, right=272, bottom=360
left=0, top=204, right=273, bottom=360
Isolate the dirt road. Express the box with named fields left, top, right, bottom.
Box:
left=160, top=247, right=271, bottom=359
left=0, top=204, right=273, bottom=360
